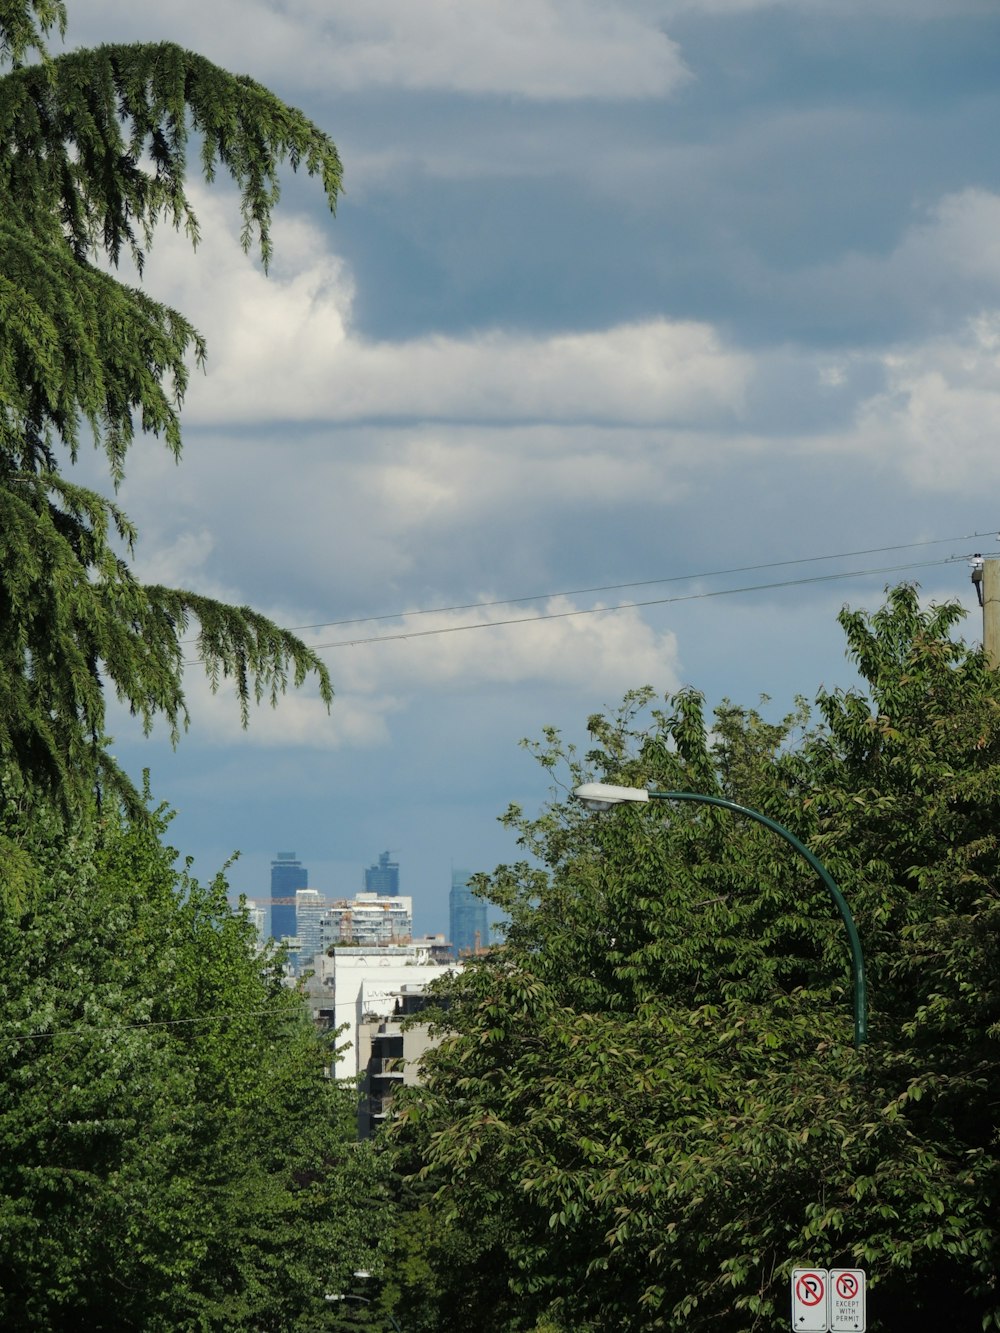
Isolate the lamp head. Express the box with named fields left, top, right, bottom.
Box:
left=573, top=783, right=651, bottom=810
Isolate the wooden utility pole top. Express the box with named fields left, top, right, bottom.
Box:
left=983, top=559, right=1000, bottom=670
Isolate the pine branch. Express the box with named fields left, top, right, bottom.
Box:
left=0, top=473, right=333, bottom=818
left=0, top=13, right=342, bottom=817
left=0, top=0, right=65, bottom=68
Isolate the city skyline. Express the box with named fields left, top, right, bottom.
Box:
left=254, top=848, right=471, bottom=942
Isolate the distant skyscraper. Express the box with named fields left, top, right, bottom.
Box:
left=270, top=851, right=307, bottom=940
left=449, top=870, right=488, bottom=956
left=295, top=888, right=326, bottom=968
left=364, top=851, right=400, bottom=897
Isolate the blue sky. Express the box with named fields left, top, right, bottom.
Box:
left=62, top=0, right=1000, bottom=936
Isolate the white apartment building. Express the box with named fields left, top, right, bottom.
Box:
left=318, top=893, right=413, bottom=950
left=303, top=943, right=454, bottom=1081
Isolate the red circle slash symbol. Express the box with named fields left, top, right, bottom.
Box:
left=835, top=1273, right=859, bottom=1301
left=796, top=1273, right=825, bottom=1307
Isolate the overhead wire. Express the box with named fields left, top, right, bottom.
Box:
left=308, top=555, right=960, bottom=651
left=179, top=529, right=991, bottom=663
left=263, top=530, right=997, bottom=633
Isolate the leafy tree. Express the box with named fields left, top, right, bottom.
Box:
left=0, top=0, right=340, bottom=817
left=0, top=795, right=387, bottom=1330
left=386, top=587, right=1000, bottom=1331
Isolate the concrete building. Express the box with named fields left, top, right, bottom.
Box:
left=270, top=851, right=307, bottom=941
left=356, top=987, right=440, bottom=1138
left=410, top=933, right=453, bottom=963
left=302, top=944, right=454, bottom=1082
left=449, top=870, right=489, bottom=956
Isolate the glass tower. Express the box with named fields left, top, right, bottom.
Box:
left=364, top=850, right=400, bottom=897
left=449, top=870, right=488, bottom=956
left=270, top=851, right=307, bottom=940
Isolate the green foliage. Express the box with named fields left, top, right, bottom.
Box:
left=0, top=795, right=385, bottom=1330
left=385, top=586, right=1000, bottom=1330
left=0, top=0, right=340, bottom=815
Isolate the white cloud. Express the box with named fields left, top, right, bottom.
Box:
left=176, top=670, right=401, bottom=751
left=851, top=315, right=1000, bottom=491
left=799, top=189, right=1000, bottom=329
left=319, top=596, right=681, bottom=693
left=103, top=179, right=1000, bottom=763
left=65, top=0, right=689, bottom=101
left=132, top=184, right=1000, bottom=453
left=133, top=189, right=752, bottom=429
left=194, top=313, right=750, bottom=428
left=663, top=0, right=992, bottom=13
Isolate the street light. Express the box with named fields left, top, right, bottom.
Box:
left=573, top=783, right=867, bottom=1048
left=325, top=1291, right=403, bottom=1332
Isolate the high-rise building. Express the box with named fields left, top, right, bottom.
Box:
left=364, top=850, right=399, bottom=897
left=295, top=888, right=326, bottom=968
left=270, top=851, right=307, bottom=941
left=241, top=899, right=267, bottom=949
left=449, top=870, right=488, bottom=957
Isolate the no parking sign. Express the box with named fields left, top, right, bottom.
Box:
left=791, top=1270, right=828, bottom=1331
left=790, top=1268, right=866, bottom=1332
left=830, top=1269, right=865, bottom=1331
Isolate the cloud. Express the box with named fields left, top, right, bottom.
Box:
left=104, top=177, right=1000, bottom=767
left=192, top=315, right=751, bottom=428
left=132, top=189, right=752, bottom=429
left=175, top=670, right=401, bottom=751
left=851, top=314, right=1000, bottom=491
left=320, top=597, right=681, bottom=692
left=65, top=0, right=689, bottom=101
left=787, top=189, right=1000, bottom=336
left=109, top=181, right=1000, bottom=630
left=663, top=0, right=993, bottom=13
left=134, top=185, right=1000, bottom=445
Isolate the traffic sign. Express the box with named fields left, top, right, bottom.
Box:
left=829, top=1269, right=865, bottom=1331
left=791, top=1269, right=828, bottom=1331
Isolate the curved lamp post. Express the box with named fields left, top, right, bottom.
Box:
left=573, top=783, right=867, bottom=1048
left=325, top=1291, right=402, bottom=1332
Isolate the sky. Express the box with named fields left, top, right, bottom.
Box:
left=57, top=0, right=1000, bottom=937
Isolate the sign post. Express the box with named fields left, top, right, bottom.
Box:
left=791, top=1269, right=829, bottom=1332
left=829, top=1269, right=866, bottom=1332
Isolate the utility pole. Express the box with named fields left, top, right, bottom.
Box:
left=983, top=558, right=1000, bottom=670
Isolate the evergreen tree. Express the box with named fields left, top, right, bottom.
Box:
left=0, top=0, right=340, bottom=815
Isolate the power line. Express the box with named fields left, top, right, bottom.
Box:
left=180, top=534, right=985, bottom=665
left=308, top=556, right=959, bottom=651
left=270, top=530, right=997, bottom=633
left=3, top=1005, right=309, bottom=1045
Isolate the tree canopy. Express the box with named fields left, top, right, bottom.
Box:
left=0, top=0, right=340, bottom=816
left=0, top=796, right=386, bottom=1330
left=385, top=586, right=1000, bottom=1332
